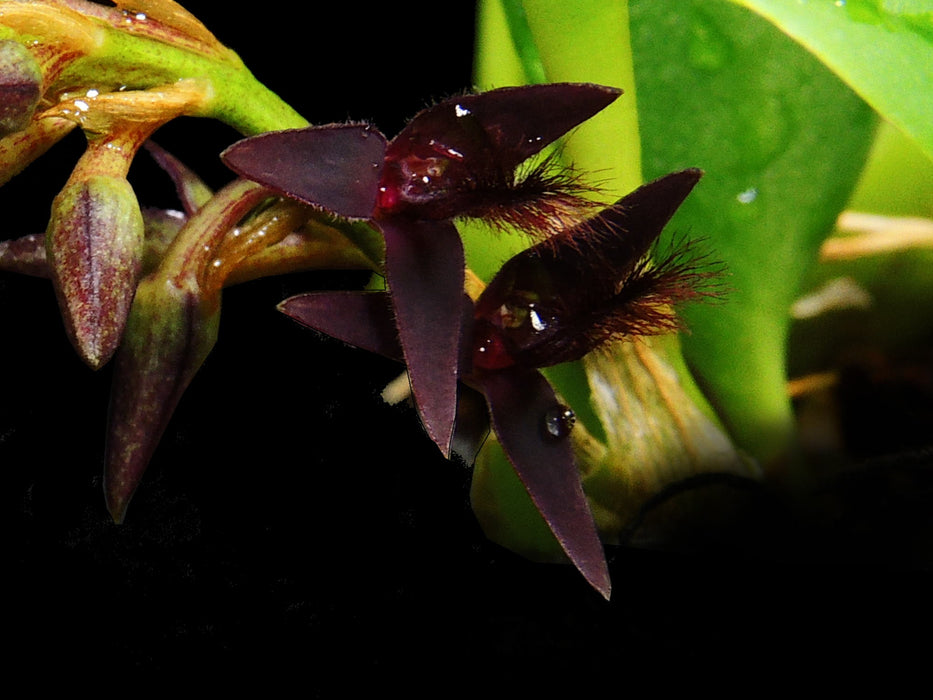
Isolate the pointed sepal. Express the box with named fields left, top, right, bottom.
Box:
left=278, top=291, right=403, bottom=361
left=479, top=367, right=611, bottom=599
left=388, top=83, right=622, bottom=174
left=221, top=124, right=387, bottom=219
left=379, top=217, right=465, bottom=457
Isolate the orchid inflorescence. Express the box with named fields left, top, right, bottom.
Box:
left=1, top=0, right=716, bottom=598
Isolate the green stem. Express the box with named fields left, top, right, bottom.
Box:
left=59, top=23, right=308, bottom=135
left=520, top=0, right=642, bottom=196
left=500, top=0, right=548, bottom=84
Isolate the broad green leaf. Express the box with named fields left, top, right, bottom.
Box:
left=730, top=0, right=933, bottom=162
left=847, top=121, right=933, bottom=217
left=631, top=0, right=877, bottom=467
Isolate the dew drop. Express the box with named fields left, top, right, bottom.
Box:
left=542, top=404, right=575, bottom=440
left=736, top=187, right=758, bottom=204
left=529, top=308, right=548, bottom=332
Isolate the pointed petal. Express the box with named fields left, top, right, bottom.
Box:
left=221, top=124, right=387, bottom=219
left=278, top=291, right=403, bottom=362
left=590, top=168, right=704, bottom=265
left=0, top=39, right=42, bottom=137
left=143, top=141, right=213, bottom=215
left=389, top=83, right=622, bottom=171
left=380, top=217, right=465, bottom=457
left=480, top=367, right=610, bottom=599
left=479, top=169, right=704, bottom=311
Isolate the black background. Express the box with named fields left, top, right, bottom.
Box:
left=5, top=1, right=931, bottom=684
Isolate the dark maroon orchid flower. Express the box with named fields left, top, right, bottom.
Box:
left=277, top=169, right=711, bottom=599
left=221, top=83, right=621, bottom=457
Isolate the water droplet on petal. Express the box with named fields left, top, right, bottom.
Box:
left=542, top=404, right=575, bottom=440
left=529, top=308, right=548, bottom=332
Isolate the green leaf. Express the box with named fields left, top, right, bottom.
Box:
left=847, top=120, right=933, bottom=217
left=631, top=0, right=877, bottom=467
left=730, top=0, right=933, bottom=162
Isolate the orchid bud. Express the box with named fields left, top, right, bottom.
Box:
left=0, top=39, right=41, bottom=137
left=40, top=85, right=203, bottom=370
left=46, top=173, right=145, bottom=369
left=105, top=273, right=220, bottom=523
left=104, top=179, right=272, bottom=522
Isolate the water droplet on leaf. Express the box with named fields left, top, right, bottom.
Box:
left=736, top=187, right=758, bottom=204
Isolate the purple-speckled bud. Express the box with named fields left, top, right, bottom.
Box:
left=105, top=274, right=219, bottom=523
left=0, top=39, right=41, bottom=138
left=46, top=175, right=145, bottom=369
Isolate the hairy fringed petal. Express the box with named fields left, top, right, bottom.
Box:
left=472, top=169, right=715, bottom=371
left=378, top=84, right=620, bottom=223
left=458, top=153, right=602, bottom=240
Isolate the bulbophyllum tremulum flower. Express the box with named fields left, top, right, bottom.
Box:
left=221, top=83, right=622, bottom=458
left=276, top=169, right=714, bottom=600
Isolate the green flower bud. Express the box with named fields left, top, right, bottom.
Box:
left=104, top=178, right=269, bottom=523
left=0, top=39, right=42, bottom=137
left=46, top=174, right=145, bottom=369
left=104, top=273, right=220, bottom=523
